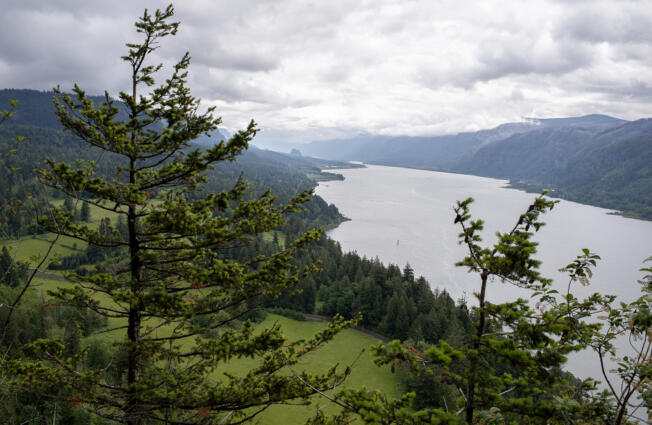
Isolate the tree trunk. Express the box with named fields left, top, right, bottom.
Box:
left=466, top=272, right=488, bottom=424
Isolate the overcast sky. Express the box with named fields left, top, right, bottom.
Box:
left=1, top=0, right=651, bottom=143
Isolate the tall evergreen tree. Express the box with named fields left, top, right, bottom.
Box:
left=0, top=246, right=25, bottom=287
left=63, top=196, right=75, bottom=214
left=80, top=201, right=91, bottom=222
left=4, top=6, right=353, bottom=425
left=402, top=263, right=414, bottom=283
left=373, top=195, right=617, bottom=424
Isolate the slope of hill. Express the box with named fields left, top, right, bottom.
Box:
left=300, top=114, right=651, bottom=219
left=454, top=116, right=639, bottom=181
left=0, top=89, right=130, bottom=129
left=454, top=126, right=598, bottom=180
left=502, top=119, right=652, bottom=219
left=0, top=89, right=356, bottom=237
left=299, top=123, right=538, bottom=170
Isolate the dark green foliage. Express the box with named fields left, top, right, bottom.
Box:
left=371, top=194, right=623, bottom=424
left=300, top=115, right=651, bottom=220
left=402, top=347, right=456, bottom=411
left=0, top=285, right=110, bottom=425
left=403, top=263, right=414, bottom=282
left=379, top=288, right=416, bottom=341
left=63, top=196, right=74, bottom=214
left=0, top=246, right=27, bottom=287
left=80, top=201, right=91, bottom=221
left=266, top=307, right=307, bottom=321
left=2, top=6, right=356, bottom=425
left=63, top=318, right=81, bottom=357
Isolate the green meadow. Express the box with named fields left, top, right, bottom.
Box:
left=3, top=196, right=405, bottom=424
left=27, top=274, right=404, bottom=425
left=0, top=199, right=117, bottom=266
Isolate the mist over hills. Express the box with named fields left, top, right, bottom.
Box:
left=0, top=89, right=230, bottom=141
left=297, top=114, right=651, bottom=219
left=2, top=88, right=650, bottom=219
left=0, top=88, right=364, bottom=239
left=297, top=114, right=628, bottom=169
left=456, top=117, right=649, bottom=180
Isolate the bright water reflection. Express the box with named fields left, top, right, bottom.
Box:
left=315, top=164, right=652, bottom=383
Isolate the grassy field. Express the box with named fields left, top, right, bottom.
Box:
left=28, top=275, right=404, bottom=424
left=0, top=233, right=80, bottom=265
left=246, top=315, right=404, bottom=424
left=262, top=230, right=286, bottom=248
left=4, top=197, right=405, bottom=424
left=0, top=196, right=134, bottom=286
left=0, top=199, right=118, bottom=267
left=305, top=172, right=342, bottom=182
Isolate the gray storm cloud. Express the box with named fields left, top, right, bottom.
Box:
left=1, top=0, right=650, bottom=138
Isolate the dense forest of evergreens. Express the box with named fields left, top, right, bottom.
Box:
left=0, top=90, right=479, bottom=422
left=0, top=6, right=649, bottom=420
left=0, top=90, right=354, bottom=239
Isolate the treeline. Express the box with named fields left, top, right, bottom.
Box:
left=273, top=236, right=472, bottom=344
left=41, top=188, right=474, bottom=411
left=0, top=90, right=351, bottom=239
left=0, top=284, right=111, bottom=425
left=0, top=90, right=473, bottom=415
left=218, top=229, right=474, bottom=409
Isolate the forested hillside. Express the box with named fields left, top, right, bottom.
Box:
left=458, top=119, right=652, bottom=219
left=0, top=89, right=134, bottom=129
left=2, top=1, right=651, bottom=423
left=0, top=90, right=360, bottom=238
left=299, top=114, right=652, bottom=219
left=0, top=88, right=475, bottom=423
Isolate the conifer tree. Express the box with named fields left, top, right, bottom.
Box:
left=80, top=201, right=91, bottom=222
left=63, top=196, right=75, bottom=215
left=402, top=263, right=414, bottom=283
left=372, top=194, right=616, bottom=424
left=3, top=5, right=353, bottom=424
left=0, top=246, right=25, bottom=288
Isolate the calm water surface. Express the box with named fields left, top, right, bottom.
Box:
left=316, top=164, right=652, bottom=382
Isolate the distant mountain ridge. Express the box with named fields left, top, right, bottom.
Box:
left=0, top=88, right=361, bottom=238
left=0, top=88, right=358, bottom=181
left=299, top=114, right=651, bottom=220
left=457, top=117, right=648, bottom=181
left=0, top=89, right=229, bottom=140
left=5, top=88, right=648, bottom=219
left=298, top=114, right=628, bottom=170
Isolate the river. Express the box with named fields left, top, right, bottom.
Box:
left=315, top=164, right=652, bottom=384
